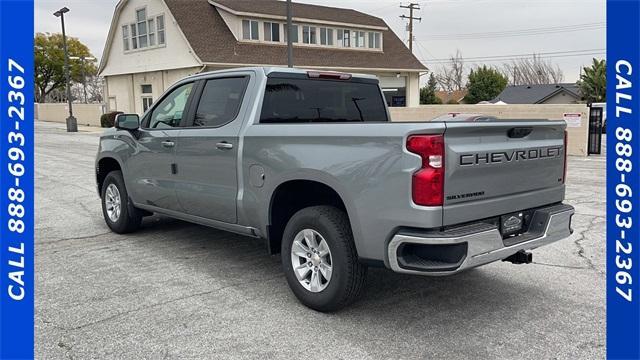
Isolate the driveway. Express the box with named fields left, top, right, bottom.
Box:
left=35, top=121, right=605, bottom=359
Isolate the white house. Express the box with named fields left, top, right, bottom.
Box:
left=98, top=0, right=427, bottom=114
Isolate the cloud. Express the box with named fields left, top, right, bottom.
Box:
left=34, top=0, right=605, bottom=82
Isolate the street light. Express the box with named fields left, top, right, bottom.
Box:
left=54, top=6, right=77, bottom=132
left=69, top=56, right=96, bottom=104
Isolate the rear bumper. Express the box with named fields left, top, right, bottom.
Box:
left=387, top=203, right=574, bottom=275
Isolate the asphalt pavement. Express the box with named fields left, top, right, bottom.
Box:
left=35, top=121, right=605, bottom=359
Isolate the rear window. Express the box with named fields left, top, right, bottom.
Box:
left=260, top=78, right=388, bottom=123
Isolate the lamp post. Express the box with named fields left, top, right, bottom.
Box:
left=69, top=56, right=96, bottom=103
left=54, top=6, right=77, bottom=132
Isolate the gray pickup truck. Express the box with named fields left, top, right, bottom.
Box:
left=96, top=67, right=574, bottom=311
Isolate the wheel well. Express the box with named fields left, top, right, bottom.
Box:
left=96, top=158, right=121, bottom=196
left=268, top=180, right=348, bottom=255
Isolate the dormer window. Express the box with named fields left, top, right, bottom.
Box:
left=337, top=29, right=350, bottom=47
left=242, top=20, right=259, bottom=40
left=264, top=22, right=280, bottom=42
left=354, top=31, right=365, bottom=48
left=234, top=18, right=382, bottom=51
left=368, top=32, right=381, bottom=49
left=284, top=24, right=299, bottom=43
left=302, top=26, right=317, bottom=45
left=123, top=7, right=166, bottom=52
left=320, top=27, right=334, bottom=46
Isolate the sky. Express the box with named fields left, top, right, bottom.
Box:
left=35, top=0, right=606, bottom=83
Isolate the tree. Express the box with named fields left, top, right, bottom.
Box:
left=435, top=49, right=465, bottom=92
left=502, top=55, right=564, bottom=85
left=420, top=73, right=442, bottom=104
left=578, top=58, right=606, bottom=103
left=465, top=65, right=508, bottom=104
left=34, top=32, right=96, bottom=103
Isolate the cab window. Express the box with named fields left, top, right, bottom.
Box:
left=193, top=77, right=249, bottom=127
left=147, top=82, right=193, bottom=129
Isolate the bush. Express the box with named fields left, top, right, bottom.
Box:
left=100, top=111, right=123, bottom=128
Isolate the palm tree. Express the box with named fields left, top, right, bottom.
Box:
left=578, top=58, right=606, bottom=103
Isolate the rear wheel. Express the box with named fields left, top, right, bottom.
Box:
left=281, top=206, right=367, bottom=312
left=101, top=170, right=142, bottom=233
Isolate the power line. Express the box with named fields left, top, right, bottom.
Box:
left=399, top=3, right=421, bottom=52
left=420, top=22, right=605, bottom=40
left=420, top=48, right=605, bottom=62
left=422, top=53, right=605, bottom=64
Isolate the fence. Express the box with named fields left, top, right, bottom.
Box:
left=389, top=104, right=590, bottom=156
left=35, top=103, right=106, bottom=127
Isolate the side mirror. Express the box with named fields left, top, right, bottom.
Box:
left=115, top=114, right=140, bottom=130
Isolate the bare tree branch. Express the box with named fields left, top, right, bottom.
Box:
left=435, top=49, right=465, bottom=92
left=502, top=55, right=564, bottom=85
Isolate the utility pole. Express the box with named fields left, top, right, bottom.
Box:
left=400, top=3, right=421, bottom=53
left=286, top=0, right=293, bottom=67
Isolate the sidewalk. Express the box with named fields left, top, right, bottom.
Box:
left=36, top=120, right=104, bottom=134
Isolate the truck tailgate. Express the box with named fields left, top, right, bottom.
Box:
left=442, top=119, right=566, bottom=225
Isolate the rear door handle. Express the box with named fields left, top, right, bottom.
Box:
left=216, top=142, right=233, bottom=150
left=161, top=140, right=175, bottom=148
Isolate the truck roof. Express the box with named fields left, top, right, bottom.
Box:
left=182, top=66, right=379, bottom=82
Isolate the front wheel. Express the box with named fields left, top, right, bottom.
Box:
left=101, top=170, right=142, bottom=234
left=281, top=206, right=367, bottom=312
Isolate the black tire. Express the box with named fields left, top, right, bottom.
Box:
left=281, top=206, right=367, bottom=312
left=101, top=170, right=142, bottom=234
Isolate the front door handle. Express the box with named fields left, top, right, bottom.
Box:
left=161, top=140, right=175, bottom=148
left=216, top=142, right=233, bottom=150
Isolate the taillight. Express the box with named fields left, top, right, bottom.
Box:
left=563, top=130, right=568, bottom=183
left=406, top=135, right=445, bottom=206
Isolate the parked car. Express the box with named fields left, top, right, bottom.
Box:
left=96, top=67, right=574, bottom=311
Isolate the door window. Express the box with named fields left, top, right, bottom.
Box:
left=193, top=77, right=248, bottom=127
left=147, top=82, right=193, bottom=129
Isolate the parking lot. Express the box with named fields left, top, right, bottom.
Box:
left=35, top=120, right=605, bottom=359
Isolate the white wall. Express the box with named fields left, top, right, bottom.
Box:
left=105, top=66, right=201, bottom=113
left=406, top=72, right=420, bottom=107
left=100, top=0, right=201, bottom=77
left=35, top=103, right=106, bottom=127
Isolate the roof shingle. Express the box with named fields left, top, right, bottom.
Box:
left=212, top=0, right=387, bottom=28
left=164, top=0, right=427, bottom=71
left=493, top=83, right=581, bottom=104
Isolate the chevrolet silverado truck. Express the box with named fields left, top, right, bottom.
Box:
left=96, top=67, right=574, bottom=311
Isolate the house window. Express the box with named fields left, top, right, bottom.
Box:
left=264, top=22, right=280, bottom=42
left=122, top=25, right=130, bottom=51
left=136, top=8, right=148, bottom=48
left=141, top=84, right=153, bottom=112
left=242, top=20, right=259, bottom=40
left=143, top=97, right=153, bottom=112
left=148, top=18, right=156, bottom=46
left=285, top=24, right=298, bottom=43
left=157, top=15, right=165, bottom=45
left=355, top=31, right=365, bottom=48
left=302, top=26, right=317, bottom=44
left=320, top=27, right=333, bottom=45
left=125, top=8, right=165, bottom=51
left=368, top=32, right=381, bottom=49
left=338, top=29, right=350, bottom=47
left=130, top=24, right=138, bottom=49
